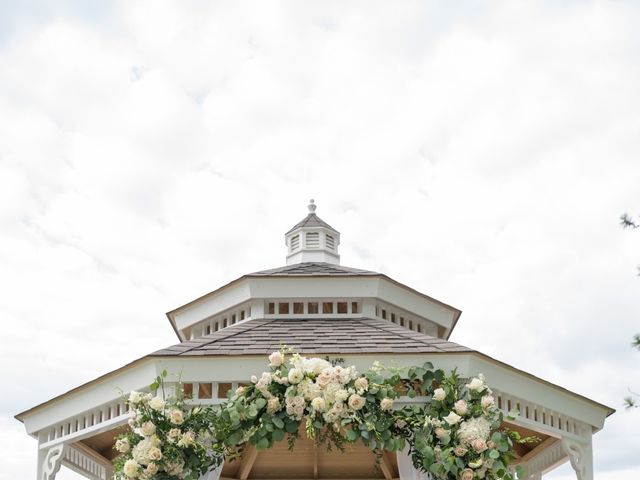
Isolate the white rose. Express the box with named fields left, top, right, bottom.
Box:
left=311, top=397, right=326, bottom=412
left=288, top=368, right=303, bottom=384
left=178, top=431, right=196, bottom=447
left=140, top=421, right=156, bottom=436
left=123, top=459, right=140, bottom=477
left=148, top=446, right=162, bottom=461
left=467, top=377, right=485, bottom=392
left=251, top=375, right=258, bottom=383
left=380, top=398, right=394, bottom=412
left=481, top=395, right=495, bottom=409
left=145, top=463, right=158, bottom=475
left=115, top=438, right=130, bottom=453
left=433, top=388, right=446, bottom=401
left=443, top=411, right=462, bottom=425
left=269, top=351, right=285, bottom=367
left=168, top=428, right=182, bottom=441
left=148, top=396, right=165, bottom=411
left=348, top=394, right=366, bottom=411
left=169, top=409, right=184, bottom=425
left=305, top=357, right=331, bottom=375
left=128, top=391, right=143, bottom=404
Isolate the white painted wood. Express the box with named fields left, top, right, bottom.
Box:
left=397, top=446, right=431, bottom=480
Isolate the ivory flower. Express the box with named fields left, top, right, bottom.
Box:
left=354, top=377, right=369, bottom=393
left=269, top=351, right=284, bottom=367
left=311, top=397, right=326, bottom=412
left=469, top=458, right=483, bottom=469
left=434, top=427, right=448, bottom=439
left=169, top=409, right=184, bottom=425
left=467, top=377, right=485, bottom=392
left=123, top=459, right=140, bottom=477
left=267, top=397, right=281, bottom=414
left=115, top=438, right=130, bottom=453
left=433, top=388, right=446, bottom=401
left=145, top=463, right=158, bottom=475
left=128, top=391, right=143, bottom=404
left=380, top=398, right=394, bottom=412
left=444, top=411, right=462, bottom=425
left=288, top=368, right=303, bottom=384
left=140, top=421, right=156, bottom=436
left=148, top=396, right=165, bottom=411
left=148, top=446, right=162, bottom=461
left=454, top=446, right=468, bottom=456
left=236, top=386, right=246, bottom=396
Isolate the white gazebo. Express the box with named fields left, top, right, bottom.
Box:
left=17, top=201, right=613, bottom=480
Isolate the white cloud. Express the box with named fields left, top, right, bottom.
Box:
left=1, top=1, right=639, bottom=478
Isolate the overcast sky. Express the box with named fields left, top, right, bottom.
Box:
left=1, top=1, right=639, bottom=479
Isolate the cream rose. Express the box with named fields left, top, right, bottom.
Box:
left=433, top=388, right=446, bottom=401
left=269, top=351, right=285, bottom=367
left=236, top=386, right=246, bottom=396
left=148, top=396, right=165, bottom=411
left=454, top=399, right=468, bottom=415
left=148, top=446, right=162, bottom=461
left=469, top=458, right=483, bottom=469
left=288, top=368, right=303, bottom=384
left=267, top=397, right=281, bottom=414
left=348, top=394, right=366, bottom=410
left=123, top=459, right=140, bottom=477
left=168, top=428, right=181, bottom=441
left=454, top=446, right=468, bottom=456
left=169, top=409, right=184, bottom=425
left=145, top=463, right=159, bottom=475
left=317, top=371, right=332, bottom=388
left=380, top=398, right=394, bottom=412
left=115, top=438, right=130, bottom=453
left=434, top=427, right=448, bottom=439
left=461, top=468, right=474, bottom=480
left=140, top=421, right=156, bottom=436
left=481, top=395, right=495, bottom=409
left=472, top=438, right=488, bottom=453
left=354, top=377, right=369, bottom=392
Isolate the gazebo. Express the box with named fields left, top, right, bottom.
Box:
left=17, top=201, right=613, bottom=480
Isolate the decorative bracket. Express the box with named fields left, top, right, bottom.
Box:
left=561, top=437, right=593, bottom=480
left=41, top=444, right=67, bottom=480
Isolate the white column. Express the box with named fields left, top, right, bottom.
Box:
left=396, top=447, right=432, bottom=480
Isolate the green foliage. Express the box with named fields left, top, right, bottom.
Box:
left=113, top=353, right=523, bottom=480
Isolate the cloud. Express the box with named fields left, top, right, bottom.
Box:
left=1, top=1, right=639, bottom=478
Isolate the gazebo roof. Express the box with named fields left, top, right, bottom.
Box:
left=248, top=262, right=379, bottom=277
left=153, top=317, right=474, bottom=357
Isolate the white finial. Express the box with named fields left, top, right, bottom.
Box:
left=308, top=199, right=316, bottom=213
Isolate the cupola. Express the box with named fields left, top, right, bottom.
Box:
left=285, top=199, right=340, bottom=265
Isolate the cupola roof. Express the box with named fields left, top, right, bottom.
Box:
left=285, top=200, right=341, bottom=265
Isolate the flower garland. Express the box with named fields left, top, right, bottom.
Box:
left=114, top=353, right=525, bottom=480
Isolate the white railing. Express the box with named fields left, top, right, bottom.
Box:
left=62, top=444, right=110, bottom=480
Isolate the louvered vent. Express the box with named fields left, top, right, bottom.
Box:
left=305, top=232, right=320, bottom=248
left=290, top=234, right=300, bottom=252
left=326, top=234, right=335, bottom=250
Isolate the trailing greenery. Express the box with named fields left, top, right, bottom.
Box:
left=114, top=352, right=526, bottom=480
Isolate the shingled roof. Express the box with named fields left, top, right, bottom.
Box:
left=249, top=262, right=379, bottom=276
left=152, top=317, right=473, bottom=356
left=285, top=213, right=337, bottom=234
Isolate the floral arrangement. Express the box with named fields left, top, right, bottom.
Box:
left=114, top=353, right=525, bottom=480
left=113, top=370, right=221, bottom=480
left=396, top=371, right=523, bottom=479
left=214, top=351, right=404, bottom=457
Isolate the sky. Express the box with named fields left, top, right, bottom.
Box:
left=1, top=0, right=639, bottom=479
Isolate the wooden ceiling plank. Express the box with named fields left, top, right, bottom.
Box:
left=379, top=451, right=395, bottom=480
left=239, top=444, right=258, bottom=480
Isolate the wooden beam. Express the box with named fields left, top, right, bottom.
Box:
left=379, top=451, right=396, bottom=480
left=313, top=443, right=318, bottom=480
left=519, top=437, right=559, bottom=464
left=239, top=444, right=258, bottom=480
